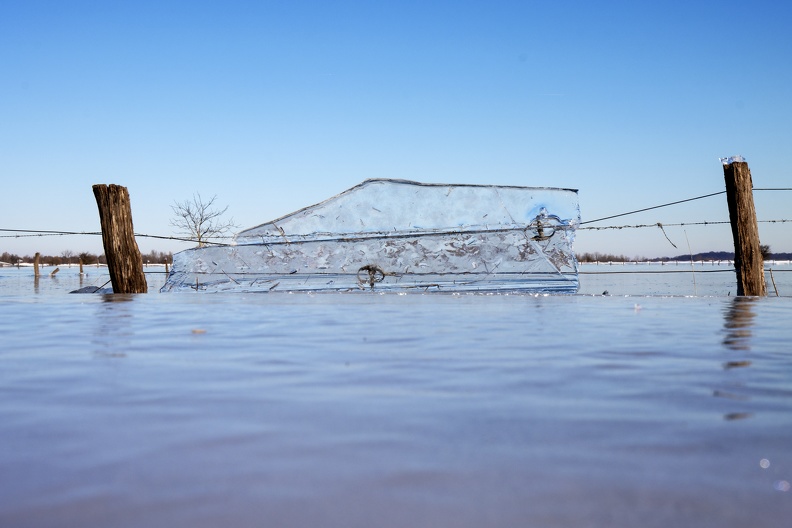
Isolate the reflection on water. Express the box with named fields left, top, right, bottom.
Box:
left=717, top=297, right=759, bottom=421
left=722, top=297, right=757, bottom=351
left=724, top=411, right=754, bottom=421
left=712, top=389, right=750, bottom=401
left=101, top=293, right=136, bottom=303
left=92, top=294, right=136, bottom=358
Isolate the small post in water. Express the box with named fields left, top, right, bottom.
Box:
left=722, top=156, right=766, bottom=296
left=92, top=184, right=148, bottom=293
left=34, top=252, right=40, bottom=278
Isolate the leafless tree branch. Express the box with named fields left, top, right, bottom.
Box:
left=170, top=193, right=239, bottom=247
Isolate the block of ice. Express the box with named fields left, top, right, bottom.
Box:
left=162, top=179, right=580, bottom=293
left=720, top=155, right=746, bottom=165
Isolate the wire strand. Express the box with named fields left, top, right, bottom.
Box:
left=579, top=219, right=791, bottom=231
left=2, top=187, right=791, bottom=242
left=580, top=191, right=726, bottom=225
left=580, top=188, right=792, bottom=226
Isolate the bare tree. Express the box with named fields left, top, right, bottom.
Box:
left=170, top=193, right=239, bottom=247
left=78, top=251, right=98, bottom=265
left=760, top=244, right=772, bottom=261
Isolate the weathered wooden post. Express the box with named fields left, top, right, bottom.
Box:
left=34, top=252, right=40, bottom=278
left=92, top=184, right=148, bottom=293
left=722, top=157, right=766, bottom=296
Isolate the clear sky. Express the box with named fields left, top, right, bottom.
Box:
left=2, top=0, right=791, bottom=259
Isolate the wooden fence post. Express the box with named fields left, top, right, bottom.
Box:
left=92, top=184, right=148, bottom=293
left=722, top=158, right=766, bottom=296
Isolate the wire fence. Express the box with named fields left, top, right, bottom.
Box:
left=2, top=188, right=791, bottom=276
left=0, top=228, right=230, bottom=245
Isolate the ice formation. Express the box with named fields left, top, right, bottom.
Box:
left=161, top=179, right=580, bottom=293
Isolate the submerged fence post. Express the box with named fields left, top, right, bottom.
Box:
left=92, top=184, right=148, bottom=293
left=722, top=158, right=766, bottom=296
left=34, top=252, right=40, bottom=278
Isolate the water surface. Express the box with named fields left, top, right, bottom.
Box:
left=1, top=265, right=791, bottom=527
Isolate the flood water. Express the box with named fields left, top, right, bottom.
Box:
left=1, top=265, right=791, bottom=527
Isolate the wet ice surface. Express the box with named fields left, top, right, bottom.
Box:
left=1, top=292, right=791, bottom=527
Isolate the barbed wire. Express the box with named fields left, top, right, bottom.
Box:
left=580, top=191, right=726, bottom=225
left=579, top=268, right=735, bottom=275
left=0, top=228, right=232, bottom=245
left=131, top=234, right=232, bottom=246
left=580, top=187, right=792, bottom=226
left=3, top=218, right=791, bottom=241
left=580, top=266, right=792, bottom=275
left=10, top=265, right=787, bottom=277
left=0, top=229, right=102, bottom=238
left=579, top=219, right=791, bottom=231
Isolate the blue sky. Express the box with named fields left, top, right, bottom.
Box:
left=2, top=0, right=790, bottom=259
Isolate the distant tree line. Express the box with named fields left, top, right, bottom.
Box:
left=577, top=252, right=633, bottom=263
left=578, top=246, right=787, bottom=263
left=0, top=249, right=172, bottom=266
